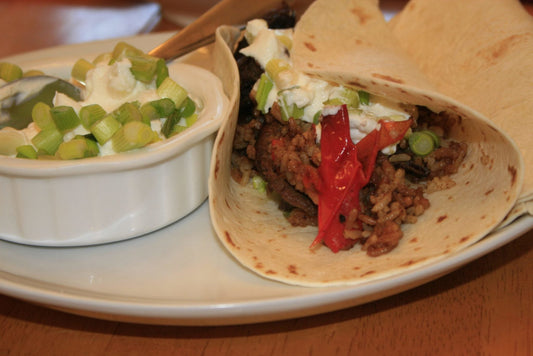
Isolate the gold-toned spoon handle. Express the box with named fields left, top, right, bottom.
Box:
left=149, top=0, right=294, bottom=60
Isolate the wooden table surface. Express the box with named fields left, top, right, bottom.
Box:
left=0, top=1, right=532, bottom=355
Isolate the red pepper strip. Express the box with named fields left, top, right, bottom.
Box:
left=311, top=105, right=411, bottom=252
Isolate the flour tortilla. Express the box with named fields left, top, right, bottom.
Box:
left=389, top=0, right=533, bottom=220
left=208, top=0, right=524, bottom=286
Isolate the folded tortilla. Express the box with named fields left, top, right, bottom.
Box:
left=208, top=0, right=524, bottom=286
left=389, top=0, right=533, bottom=220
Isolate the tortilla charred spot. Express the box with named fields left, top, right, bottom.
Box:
left=348, top=80, right=367, bottom=90
left=214, top=158, right=220, bottom=179
left=288, top=265, right=298, bottom=275
left=485, top=188, right=495, bottom=196
left=304, top=41, right=317, bottom=52
left=350, top=6, right=371, bottom=25
left=265, top=270, right=277, bottom=275
left=361, top=270, right=376, bottom=277
left=255, top=262, right=263, bottom=269
left=409, top=237, right=418, bottom=243
left=371, top=73, right=404, bottom=84
left=437, top=215, right=447, bottom=223
left=460, top=235, right=472, bottom=243
left=508, top=165, right=517, bottom=186
left=224, top=231, right=237, bottom=248
left=479, top=33, right=531, bottom=63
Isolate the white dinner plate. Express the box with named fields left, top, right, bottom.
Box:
left=0, top=32, right=531, bottom=326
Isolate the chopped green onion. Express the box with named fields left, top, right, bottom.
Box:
left=169, top=124, right=187, bottom=136
left=112, top=42, right=144, bottom=61
left=128, top=54, right=158, bottom=83
left=157, top=77, right=188, bottom=107
left=421, top=129, right=441, bottom=148
left=112, top=102, right=143, bottom=124
left=358, top=90, right=370, bottom=105
left=16, top=145, right=37, bottom=159
left=79, top=104, right=106, bottom=130
left=71, top=58, right=95, bottom=83
left=313, top=111, right=322, bottom=125
left=55, top=138, right=97, bottom=160
left=92, top=53, right=113, bottom=65
left=31, top=102, right=56, bottom=131
left=252, top=175, right=267, bottom=193
left=111, top=121, right=156, bottom=152
left=31, top=128, right=63, bottom=155
left=177, top=96, right=196, bottom=118
left=0, top=128, right=27, bottom=156
left=265, top=58, right=291, bottom=87
left=185, top=113, right=198, bottom=127
left=90, top=115, right=121, bottom=145
left=23, top=70, right=45, bottom=77
left=155, top=58, right=169, bottom=87
left=255, top=73, right=273, bottom=114
left=408, top=131, right=435, bottom=156
left=0, top=62, right=23, bottom=82
left=150, top=97, right=176, bottom=117
left=140, top=103, right=160, bottom=123
left=161, top=110, right=181, bottom=138
left=50, top=105, right=80, bottom=133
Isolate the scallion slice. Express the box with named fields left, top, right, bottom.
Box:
left=56, top=138, right=94, bottom=160
left=157, top=77, right=188, bottom=107
left=358, top=90, right=370, bottom=105
left=255, top=73, right=273, bottom=114
left=31, top=102, right=56, bottom=131
left=79, top=104, right=107, bottom=130
left=50, top=106, right=80, bottom=133
left=111, top=121, right=156, bottom=152
left=112, top=102, right=143, bottom=124
left=408, top=131, right=435, bottom=156
left=0, top=62, right=23, bottom=82
left=90, top=115, right=121, bottom=145
left=16, top=145, right=37, bottom=159
left=71, top=58, right=95, bottom=83
left=31, top=128, right=63, bottom=155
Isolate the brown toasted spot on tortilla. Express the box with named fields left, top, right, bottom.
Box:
left=265, top=270, right=277, bottom=275
left=478, top=33, right=531, bottom=63
left=444, top=235, right=450, bottom=240
left=304, top=41, right=317, bottom=52
left=460, top=235, right=472, bottom=243
left=401, top=257, right=427, bottom=267
left=361, top=270, right=375, bottom=277
left=481, top=215, right=487, bottom=220
left=288, top=265, right=298, bottom=275
left=508, top=165, right=517, bottom=186
left=414, top=247, right=422, bottom=252
left=422, top=94, right=433, bottom=102
left=371, top=73, right=404, bottom=84
left=443, top=249, right=450, bottom=254
left=353, top=266, right=361, bottom=270
left=409, top=237, right=418, bottom=243
left=214, top=159, right=220, bottom=179
left=485, top=188, right=495, bottom=196
left=465, top=180, right=471, bottom=186
left=307, top=62, right=315, bottom=68
left=350, top=6, right=371, bottom=24
left=255, top=262, right=263, bottom=269
left=348, top=81, right=367, bottom=90
left=224, top=231, right=236, bottom=248
left=437, top=215, right=447, bottom=223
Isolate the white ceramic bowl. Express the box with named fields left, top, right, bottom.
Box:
left=0, top=60, right=229, bottom=246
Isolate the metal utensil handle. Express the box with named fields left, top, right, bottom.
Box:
left=149, top=0, right=294, bottom=60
